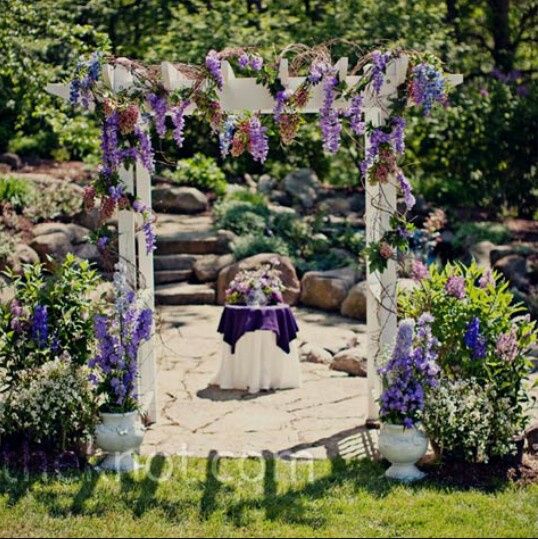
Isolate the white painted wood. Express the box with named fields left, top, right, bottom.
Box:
left=364, top=107, right=398, bottom=422
left=135, top=159, right=157, bottom=423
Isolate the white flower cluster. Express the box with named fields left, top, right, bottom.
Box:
left=0, top=354, right=96, bottom=447
left=423, top=378, right=518, bottom=463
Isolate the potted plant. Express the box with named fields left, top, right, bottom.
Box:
left=88, top=263, right=153, bottom=472
left=377, top=314, right=440, bottom=482
left=399, top=262, right=536, bottom=465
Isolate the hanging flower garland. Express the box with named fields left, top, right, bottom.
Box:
left=68, top=45, right=452, bottom=270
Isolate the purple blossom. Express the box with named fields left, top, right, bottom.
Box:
left=464, top=317, right=487, bottom=359
left=396, top=170, right=416, bottom=211
left=445, top=275, right=465, bottom=299
left=9, top=300, right=24, bottom=332
left=308, top=61, right=327, bottom=84
left=69, top=79, right=81, bottom=106
left=478, top=269, right=495, bottom=288
left=205, top=50, right=223, bottom=90
left=238, top=53, right=250, bottom=69
left=273, top=90, right=291, bottom=122
left=360, top=127, right=391, bottom=177
left=411, top=259, right=429, bottom=281
left=344, top=94, right=365, bottom=135
left=320, top=70, right=341, bottom=154
left=108, top=185, right=124, bottom=203
left=371, top=50, right=391, bottom=94
left=219, top=115, right=237, bottom=157
left=31, top=305, right=49, bottom=348
left=147, top=93, right=168, bottom=138
left=97, top=236, right=110, bottom=250
left=378, top=315, right=439, bottom=427
left=247, top=115, right=269, bottom=163
left=101, top=112, right=121, bottom=171
left=134, top=125, right=155, bottom=173
left=391, top=116, right=406, bottom=154
left=410, top=63, right=447, bottom=116
left=250, top=55, right=263, bottom=71
left=495, top=327, right=519, bottom=363
left=171, top=100, right=190, bottom=148
left=89, top=264, right=153, bottom=410
left=133, top=200, right=156, bottom=254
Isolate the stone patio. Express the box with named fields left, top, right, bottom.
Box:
left=141, top=305, right=378, bottom=460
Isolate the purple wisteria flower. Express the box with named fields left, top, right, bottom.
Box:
left=219, top=115, right=237, bottom=157
left=97, top=236, right=110, bottom=251
left=147, top=93, right=168, bottom=138
left=133, top=199, right=156, bottom=254
left=134, top=125, right=155, bottom=173
left=464, top=317, right=487, bottom=359
left=171, top=100, right=190, bottom=148
left=445, top=275, right=466, bottom=299
left=391, top=116, right=406, bottom=154
left=250, top=55, right=263, bottom=71
left=101, top=111, right=121, bottom=172
left=238, top=53, right=250, bottom=69
left=320, top=69, right=341, bottom=154
left=89, top=263, right=153, bottom=411
left=378, top=314, right=439, bottom=428
left=344, top=94, right=365, bottom=135
left=247, top=115, right=269, bottom=163
left=410, top=63, right=447, bottom=116
left=205, top=50, right=223, bottom=90
left=31, top=305, right=49, bottom=348
left=273, top=89, right=292, bottom=123
left=371, top=50, right=391, bottom=94
left=308, top=61, right=327, bottom=84
left=396, top=170, right=416, bottom=211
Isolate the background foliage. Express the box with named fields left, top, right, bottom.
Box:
left=0, top=0, right=536, bottom=215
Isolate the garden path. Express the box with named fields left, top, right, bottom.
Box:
left=141, top=305, right=378, bottom=460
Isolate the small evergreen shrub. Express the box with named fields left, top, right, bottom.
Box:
left=0, top=177, right=34, bottom=210
left=232, top=234, right=290, bottom=260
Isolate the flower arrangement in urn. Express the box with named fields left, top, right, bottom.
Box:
left=377, top=314, right=440, bottom=482
left=225, top=259, right=285, bottom=306
left=88, top=262, right=153, bottom=471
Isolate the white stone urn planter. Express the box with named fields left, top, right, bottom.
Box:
left=95, top=411, right=145, bottom=472
left=378, top=423, right=428, bottom=482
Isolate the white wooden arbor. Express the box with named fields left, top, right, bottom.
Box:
left=47, top=56, right=462, bottom=425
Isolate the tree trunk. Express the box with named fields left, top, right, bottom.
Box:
left=489, top=0, right=515, bottom=71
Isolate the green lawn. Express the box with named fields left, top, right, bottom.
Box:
left=1, top=456, right=537, bottom=538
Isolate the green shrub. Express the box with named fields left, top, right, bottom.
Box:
left=0, top=226, right=15, bottom=262
left=0, top=177, right=33, bottom=210
left=452, top=221, right=511, bottom=250
left=0, top=254, right=103, bottom=382
left=23, top=182, right=82, bottom=222
left=399, top=262, right=536, bottom=462
left=232, top=234, right=290, bottom=260
left=163, top=153, right=228, bottom=196
left=0, top=355, right=97, bottom=452
left=214, top=200, right=270, bottom=236
left=225, top=188, right=267, bottom=207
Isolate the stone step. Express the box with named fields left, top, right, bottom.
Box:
left=155, top=282, right=216, bottom=306
left=155, top=269, right=193, bottom=285
left=154, top=254, right=199, bottom=271
left=156, top=213, right=233, bottom=256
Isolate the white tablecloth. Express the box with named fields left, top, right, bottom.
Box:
left=212, top=330, right=301, bottom=393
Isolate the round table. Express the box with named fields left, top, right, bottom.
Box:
left=212, top=304, right=301, bottom=393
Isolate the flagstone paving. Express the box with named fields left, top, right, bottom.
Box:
left=141, top=305, right=379, bottom=460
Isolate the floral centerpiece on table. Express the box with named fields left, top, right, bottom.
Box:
left=225, top=259, right=285, bottom=306
left=399, top=262, right=536, bottom=463
left=88, top=263, right=153, bottom=413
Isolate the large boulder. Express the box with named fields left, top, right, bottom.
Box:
left=340, top=280, right=368, bottom=320
left=494, top=254, right=529, bottom=289
left=0, top=152, right=22, bottom=170
left=6, top=243, right=40, bottom=274
left=217, top=253, right=300, bottom=305
left=299, top=342, right=333, bottom=364
left=152, top=185, right=208, bottom=214
left=30, top=232, right=73, bottom=262
left=283, top=168, right=321, bottom=209
left=300, top=266, right=359, bottom=311
left=193, top=254, right=235, bottom=283
left=330, top=347, right=367, bottom=377
left=469, top=240, right=495, bottom=269
left=32, top=222, right=90, bottom=244
left=257, top=174, right=276, bottom=195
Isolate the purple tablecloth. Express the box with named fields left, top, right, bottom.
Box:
left=217, top=304, right=299, bottom=354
